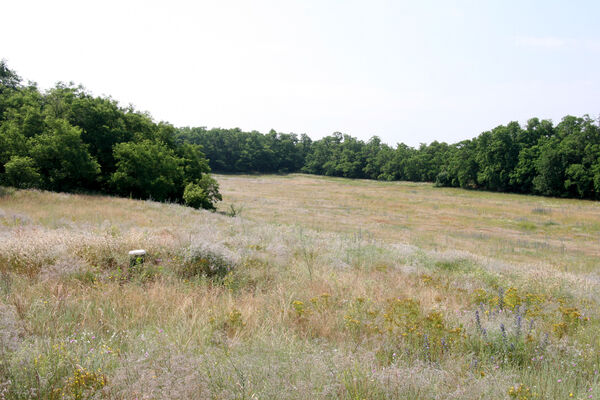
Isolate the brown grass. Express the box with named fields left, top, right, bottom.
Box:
left=0, top=177, right=598, bottom=399
left=216, top=174, right=600, bottom=272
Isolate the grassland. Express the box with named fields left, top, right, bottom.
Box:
left=0, top=174, right=599, bottom=399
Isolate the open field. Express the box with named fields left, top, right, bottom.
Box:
left=0, top=175, right=600, bottom=399
left=217, top=174, right=600, bottom=273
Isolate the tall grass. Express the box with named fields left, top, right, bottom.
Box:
left=0, top=181, right=598, bottom=399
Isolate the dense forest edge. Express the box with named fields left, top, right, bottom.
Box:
left=2, top=60, right=600, bottom=202
left=182, top=118, right=600, bottom=200
left=0, top=61, right=222, bottom=210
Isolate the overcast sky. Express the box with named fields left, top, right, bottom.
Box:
left=2, top=0, right=599, bottom=146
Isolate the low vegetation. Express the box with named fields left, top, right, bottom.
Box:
left=0, top=175, right=599, bottom=399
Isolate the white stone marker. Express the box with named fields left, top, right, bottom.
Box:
left=128, top=249, right=147, bottom=257
left=128, top=249, right=146, bottom=267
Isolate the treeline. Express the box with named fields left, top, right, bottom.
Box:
left=179, top=116, right=600, bottom=199
left=0, top=61, right=221, bottom=209
left=3, top=61, right=599, bottom=202
left=176, top=127, right=312, bottom=173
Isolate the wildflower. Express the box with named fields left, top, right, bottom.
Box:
left=515, top=314, right=522, bottom=338
left=292, top=300, right=306, bottom=317
left=528, top=318, right=535, bottom=334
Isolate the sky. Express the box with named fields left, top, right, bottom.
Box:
left=1, top=0, right=599, bottom=146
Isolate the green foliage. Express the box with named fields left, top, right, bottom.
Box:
left=177, top=127, right=308, bottom=173
left=0, top=120, right=29, bottom=171
left=183, top=175, right=222, bottom=211
left=29, top=118, right=100, bottom=191
left=3, top=155, right=41, bottom=188
left=70, top=92, right=131, bottom=186
left=0, top=59, right=21, bottom=92
left=182, top=182, right=205, bottom=209
left=111, top=140, right=183, bottom=201
left=2, top=60, right=600, bottom=202
left=177, top=142, right=210, bottom=183
left=0, top=62, right=219, bottom=206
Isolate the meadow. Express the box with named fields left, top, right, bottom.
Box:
left=0, top=174, right=599, bottom=399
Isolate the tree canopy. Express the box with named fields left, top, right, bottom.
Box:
left=2, top=60, right=599, bottom=202
left=0, top=61, right=220, bottom=210
left=178, top=115, right=600, bottom=200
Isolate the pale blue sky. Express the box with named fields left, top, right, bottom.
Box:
left=1, top=0, right=599, bottom=146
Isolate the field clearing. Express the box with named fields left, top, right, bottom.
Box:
left=0, top=176, right=599, bottom=399
left=217, top=174, right=600, bottom=272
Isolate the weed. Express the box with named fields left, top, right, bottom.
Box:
left=179, top=244, right=235, bottom=279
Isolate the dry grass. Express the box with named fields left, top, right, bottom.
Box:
left=216, top=174, right=600, bottom=272
left=0, top=176, right=598, bottom=399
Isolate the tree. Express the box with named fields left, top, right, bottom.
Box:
left=29, top=118, right=100, bottom=191
left=447, top=140, right=478, bottom=189
left=177, top=142, right=211, bottom=183
left=0, top=120, right=29, bottom=173
left=0, top=60, right=21, bottom=92
left=70, top=93, right=129, bottom=186
left=475, top=123, right=520, bottom=191
left=532, top=140, right=564, bottom=196
left=110, top=140, right=184, bottom=201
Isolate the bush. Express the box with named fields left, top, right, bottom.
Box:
left=179, top=244, right=235, bottom=279
left=182, top=183, right=206, bottom=210
left=183, top=175, right=222, bottom=211
left=3, top=156, right=41, bottom=188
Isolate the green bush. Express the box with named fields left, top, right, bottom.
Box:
left=182, top=183, right=205, bottom=209
left=183, top=175, right=222, bottom=211
left=3, top=156, right=41, bottom=188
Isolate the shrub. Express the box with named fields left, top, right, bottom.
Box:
left=3, top=156, right=41, bottom=188
left=179, top=244, right=235, bottom=279
left=183, top=175, right=222, bottom=211
left=182, top=182, right=206, bottom=210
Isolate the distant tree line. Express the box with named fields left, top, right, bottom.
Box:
left=179, top=116, right=600, bottom=200
left=0, top=61, right=221, bottom=209
left=3, top=60, right=599, bottom=202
